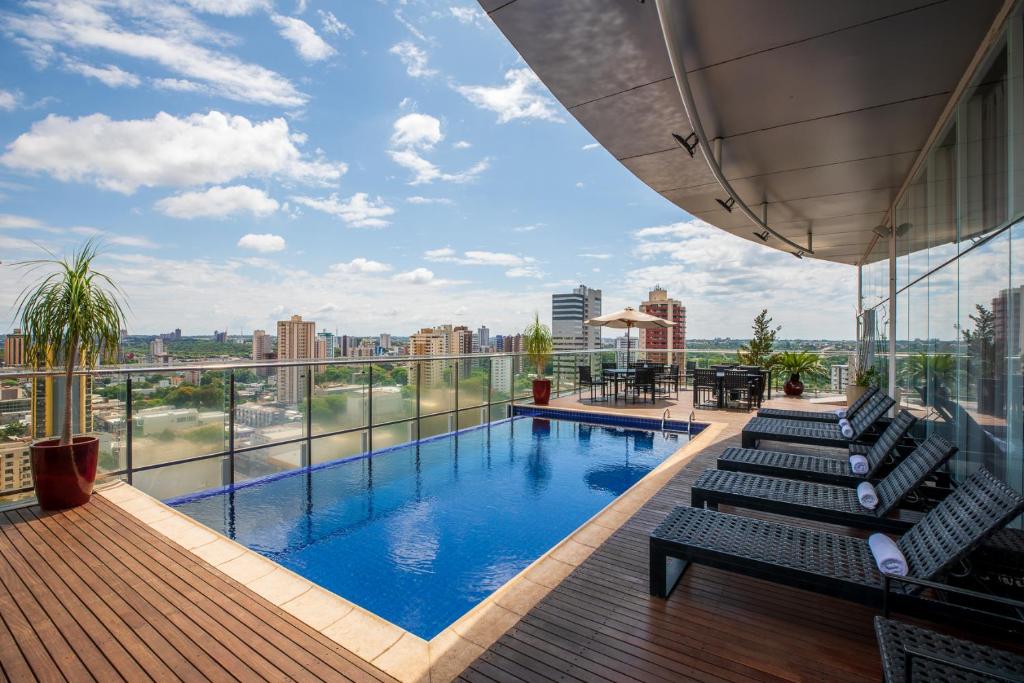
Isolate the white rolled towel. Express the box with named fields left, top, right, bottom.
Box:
left=849, top=454, right=869, bottom=475
left=868, top=533, right=908, bottom=576
left=857, top=481, right=878, bottom=510
left=834, top=408, right=847, bottom=418
left=839, top=419, right=854, bottom=439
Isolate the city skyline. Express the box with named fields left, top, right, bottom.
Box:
left=0, top=0, right=856, bottom=339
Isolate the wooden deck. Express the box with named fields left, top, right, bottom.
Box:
left=458, top=393, right=885, bottom=682
left=0, top=494, right=397, bottom=683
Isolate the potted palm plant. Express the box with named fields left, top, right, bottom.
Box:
left=771, top=351, right=824, bottom=397
left=14, top=241, right=127, bottom=510
left=523, top=313, right=554, bottom=405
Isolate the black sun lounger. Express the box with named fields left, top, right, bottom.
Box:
left=755, top=385, right=878, bottom=423
left=718, top=410, right=917, bottom=486
left=692, top=435, right=956, bottom=533
left=874, top=617, right=1024, bottom=682
left=650, top=468, right=1024, bottom=624
left=740, top=393, right=895, bottom=449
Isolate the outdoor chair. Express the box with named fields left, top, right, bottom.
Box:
left=692, top=368, right=718, bottom=408
left=757, top=385, right=878, bottom=423
left=683, top=360, right=696, bottom=388
left=601, top=361, right=617, bottom=372
left=657, top=364, right=679, bottom=398
left=650, top=468, right=1024, bottom=626
left=629, top=367, right=657, bottom=404
left=723, top=370, right=754, bottom=411
left=577, top=365, right=607, bottom=403
left=718, top=411, right=918, bottom=486
left=740, top=393, right=895, bottom=449
left=874, top=616, right=1024, bottom=682
left=692, top=435, right=957, bottom=533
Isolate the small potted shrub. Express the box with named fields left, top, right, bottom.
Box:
left=772, top=351, right=824, bottom=397
left=523, top=313, right=553, bottom=405
left=14, top=242, right=127, bottom=510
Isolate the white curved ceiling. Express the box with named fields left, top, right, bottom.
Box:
left=482, top=0, right=1004, bottom=265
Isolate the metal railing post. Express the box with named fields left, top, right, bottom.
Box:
left=453, top=359, right=459, bottom=431
left=125, top=374, right=133, bottom=485
left=486, top=357, right=492, bottom=424
left=229, top=371, right=237, bottom=484
left=304, top=365, right=312, bottom=467
left=367, top=364, right=373, bottom=455
left=415, top=361, right=422, bottom=440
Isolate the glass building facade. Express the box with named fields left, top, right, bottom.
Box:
left=860, top=11, right=1024, bottom=514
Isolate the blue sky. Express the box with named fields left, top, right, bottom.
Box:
left=0, top=0, right=855, bottom=339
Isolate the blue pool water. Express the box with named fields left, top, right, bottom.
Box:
left=170, top=416, right=688, bottom=639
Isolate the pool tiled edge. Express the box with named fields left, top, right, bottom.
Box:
left=97, top=420, right=724, bottom=683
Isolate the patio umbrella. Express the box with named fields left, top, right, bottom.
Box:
left=584, top=307, right=673, bottom=367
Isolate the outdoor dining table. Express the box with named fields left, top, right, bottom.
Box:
left=602, top=368, right=635, bottom=402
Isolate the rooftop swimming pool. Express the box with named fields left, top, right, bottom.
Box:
left=169, top=413, right=693, bottom=639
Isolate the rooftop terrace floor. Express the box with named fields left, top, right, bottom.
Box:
left=1, top=388, right=1000, bottom=682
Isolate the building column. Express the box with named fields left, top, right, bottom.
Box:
left=887, top=217, right=897, bottom=407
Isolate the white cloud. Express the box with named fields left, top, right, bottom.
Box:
left=579, top=252, right=611, bottom=259
left=330, top=258, right=391, bottom=274
left=627, top=218, right=855, bottom=337
left=406, top=196, right=454, bottom=205
left=393, top=10, right=428, bottom=42
left=184, top=0, right=268, bottom=15
left=0, top=89, right=21, bottom=111
left=424, top=248, right=539, bottom=277
left=581, top=143, right=600, bottom=151
left=291, top=192, right=395, bottom=228
left=393, top=267, right=436, bottom=285
left=152, top=78, right=208, bottom=93
left=449, top=6, right=487, bottom=26
left=64, top=60, right=140, bottom=87
left=271, top=14, right=336, bottom=62
left=390, top=113, right=443, bottom=149
left=318, top=10, right=352, bottom=38
left=388, top=113, right=488, bottom=185
left=0, top=213, right=46, bottom=229
left=513, top=224, right=542, bottom=232
left=575, top=181, right=584, bottom=188
left=455, top=68, right=562, bottom=124
left=453, top=140, right=471, bottom=149
left=156, top=185, right=280, bottom=219
left=237, top=233, right=285, bottom=253
left=389, top=41, right=436, bottom=78
left=4, top=0, right=306, bottom=107
left=1, top=111, right=346, bottom=193
left=69, top=226, right=158, bottom=248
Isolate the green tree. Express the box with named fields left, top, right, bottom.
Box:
left=737, top=309, right=781, bottom=368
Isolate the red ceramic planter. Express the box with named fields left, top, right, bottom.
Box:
left=30, top=435, right=99, bottom=511
left=783, top=373, right=804, bottom=397
left=532, top=378, right=552, bottom=405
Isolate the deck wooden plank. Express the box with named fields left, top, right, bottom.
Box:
left=83, top=496, right=393, bottom=682
left=23, top=507, right=216, bottom=682
left=2, top=511, right=158, bottom=682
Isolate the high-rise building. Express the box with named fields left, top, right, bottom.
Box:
left=615, top=335, right=639, bottom=368
left=317, top=330, right=336, bottom=359
left=32, top=373, right=92, bottom=439
left=339, top=335, right=352, bottom=357
left=276, top=315, right=316, bottom=404
left=378, top=333, right=392, bottom=350
left=552, top=284, right=602, bottom=375
left=252, top=329, right=273, bottom=361
left=493, top=334, right=504, bottom=352
left=639, top=286, right=687, bottom=365
left=3, top=329, right=24, bottom=368
left=1, top=441, right=32, bottom=493
left=149, top=337, right=165, bottom=357
left=409, top=326, right=452, bottom=387
left=477, top=326, right=490, bottom=349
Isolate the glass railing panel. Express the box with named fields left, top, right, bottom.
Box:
left=312, top=363, right=367, bottom=435
left=134, top=455, right=228, bottom=501
left=92, top=374, right=128, bottom=475
left=371, top=362, right=414, bottom=427
left=233, top=366, right=305, bottom=451
left=420, top=413, right=454, bottom=440
left=234, top=442, right=305, bottom=483
left=312, top=431, right=366, bottom=466
left=131, top=369, right=228, bottom=470
left=489, top=356, right=513, bottom=405
left=372, top=422, right=415, bottom=452
left=458, top=356, right=488, bottom=409
left=419, top=359, right=454, bottom=417
left=457, top=407, right=485, bottom=431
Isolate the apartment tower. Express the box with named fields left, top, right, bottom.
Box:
left=639, top=286, right=686, bottom=365
left=552, top=284, right=601, bottom=375
left=276, top=315, right=316, bottom=404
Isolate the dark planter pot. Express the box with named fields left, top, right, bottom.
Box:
left=30, top=435, right=99, bottom=511
left=783, top=373, right=804, bottom=397
left=532, top=378, right=552, bottom=405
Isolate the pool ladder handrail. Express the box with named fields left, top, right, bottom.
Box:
left=661, top=409, right=670, bottom=432
left=687, top=410, right=695, bottom=435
